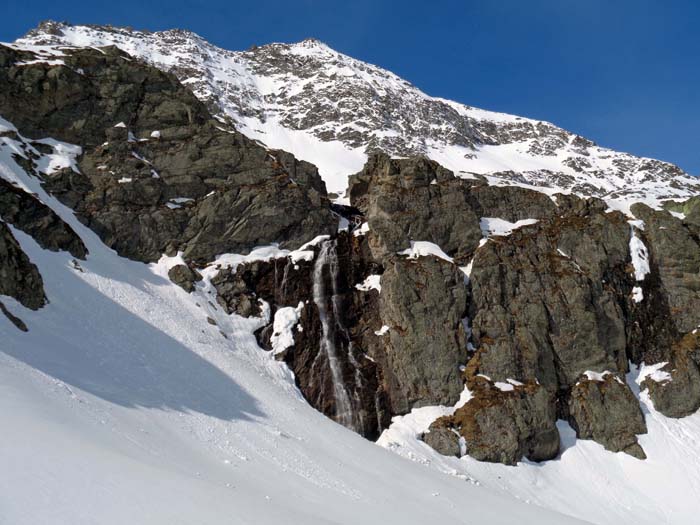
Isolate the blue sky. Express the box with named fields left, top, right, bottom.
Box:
left=3, top=0, right=699, bottom=174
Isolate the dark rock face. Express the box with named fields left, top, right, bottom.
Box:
left=348, top=153, right=482, bottom=263
left=467, top=184, right=558, bottom=222
left=374, top=255, right=468, bottom=414
left=0, top=221, right=45, bottom=311
left=0, top=45, right=207, bottom=148
left=630, top=204, right=700, bottom=334
left=167, top=264, right=202, bottom=293
left=219, top=230, right=469, bottom=439
left=3, top=35, right=700, bottom=468
left=227, top=232, right=389, bottom=439
left=643, top=333, right=700, bottom=419
left=662, top=195, right=700, bottom=231
left=421, top=420, right=461, bottom=457
left=0, top=44, right=336, bottom=263
left=0, top=178, right=86, bottom=259
left=434, top=377, right=560, bottom=465
left=568, top=374, right=646, bottom=458
left=469, top=208, right=632, bottom=391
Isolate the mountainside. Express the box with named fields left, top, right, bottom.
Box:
left=3, top=21, right=700, bottom=525
left=15, top=21, right=700, bottom=207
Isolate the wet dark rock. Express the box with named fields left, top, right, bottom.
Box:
left=568, top=373, right=647, bottom=458
left=216, top=232, right=390, bottom=439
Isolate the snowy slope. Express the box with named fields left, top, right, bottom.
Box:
left=377, top=373, right=700, bottom=525
left=13, top=21, right=700, bottom=207
left=0, top=121, right=581, bottom=524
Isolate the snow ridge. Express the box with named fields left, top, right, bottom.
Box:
left=13, top=21, right=700, bottom=203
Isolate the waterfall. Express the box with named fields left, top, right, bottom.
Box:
left=312, top=239, right=357, bottom=431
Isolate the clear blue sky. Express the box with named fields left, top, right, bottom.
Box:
left=3, top=0, right=699, bottom=174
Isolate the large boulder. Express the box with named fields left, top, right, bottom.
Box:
left=642, top=333, right=700, bottom=418
left=568, top=373, right=647, bottom=458
left=430, top=377, right=560, bottom=465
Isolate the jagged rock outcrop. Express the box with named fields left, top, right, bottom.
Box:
left=0, top=221, right=46, bottom=311
left=663, top=196, right=700, bottom=231
left=373, top=255, right=468, bottom=413
left=0, top=44, right=207, bottom=148
left=568, top=373, right=646, bottom=458
left=0, top=178, right=86, bottom=259
left=469, top=206, right=632, bottom=390
left=428, top=377, right=559, bottom=465
left=467, top=184, right=558, bottom=222
left=168, top=264, right=202, bottom=293
left=216, top=228, right=469, bottom=438
left=630, top=204, right=700, bottom=334
left=642, top=333, right=700, bottom=418
left=19, top=22, right=700, bottom=204
left=3, top=24, right=700, bottom=469
left=348, top=153, right=481, bottom=263
left=421, top=420, right=461, bottom=457
left=0, top=44, right=336, bottom=263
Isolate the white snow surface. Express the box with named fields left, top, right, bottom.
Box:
left=270, top=302, right=304, bottom=355
left=355, top=274, right=382, bottom=293
left=629, top=226, right=651, bottom=282
left=0, top=125, right=581, bottom=525
left=480, top=217, right=539, bottom=237
left=398, top=240, right=454, bottom=262
left=637, top=362, right=673, bottom=385
left=377, top=367, right=700, bottom=525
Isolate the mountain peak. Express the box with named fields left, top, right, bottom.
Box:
left=10, top=22, right=700, bottom=206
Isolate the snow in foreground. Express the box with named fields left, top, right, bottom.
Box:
left=378, top=371, right=700, bottom=525
left=0, top=164, right=579, bottom=524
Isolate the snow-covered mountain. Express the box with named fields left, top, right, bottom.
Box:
left=4, top=21, right=700, bottom=525
left=16, top=21, right=700, bottom=207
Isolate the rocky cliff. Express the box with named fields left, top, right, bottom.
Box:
left=2, top=27, right=700, bottom=469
